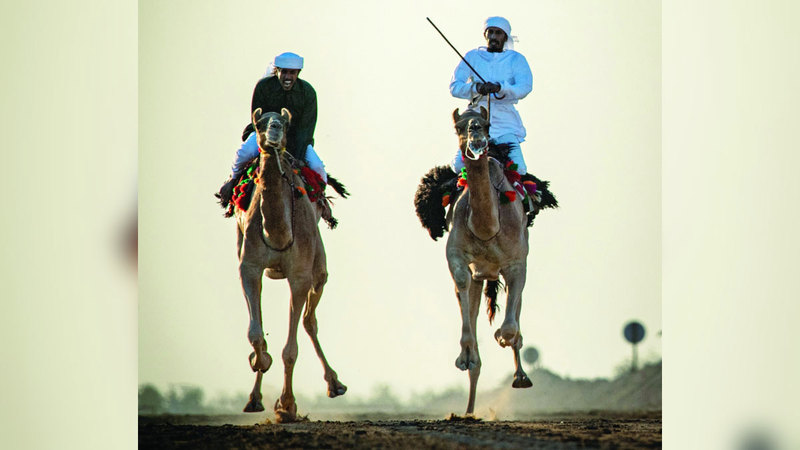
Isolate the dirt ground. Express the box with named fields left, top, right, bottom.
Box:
left=139, top=411, right=661, bottom=449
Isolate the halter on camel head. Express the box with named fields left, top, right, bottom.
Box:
left=453, top=106, right=490, bottom=161
left=252, top=107, right=292, bottom=175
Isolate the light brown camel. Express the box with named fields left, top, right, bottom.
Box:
left=234, top=107, right=346, bottom=422
left=446, top=107, right=533, bottom=415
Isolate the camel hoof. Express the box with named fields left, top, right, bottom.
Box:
left=243, top=399, right=265, bottom=412
left=274, top=399, right=298, bottom=423
left=512, top=374, right=533, bottom=388
left=455, top=357, right=468, bottom=371
left=249, top=351, right=273, bottom=373
left=455, top=350, right=479, bottom=371
left=328, top=382, right=347, bottom=398
left=455, top=358, right=478, bottom=371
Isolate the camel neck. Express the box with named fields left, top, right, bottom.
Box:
left=258, top=148, right=293, bottom=248
left=464, top=156, right=500, bottom=240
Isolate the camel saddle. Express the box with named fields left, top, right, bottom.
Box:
left=217, top=157, right=349, bottom=229
left=414, top=144, right=559, bottom=241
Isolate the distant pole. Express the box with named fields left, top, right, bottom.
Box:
left=623, top=321, right=646, bottom=372
left=522, top=346, right=539, bottom=369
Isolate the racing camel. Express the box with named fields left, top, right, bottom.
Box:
left=234, top=107, right=346, bottom=422
left=446, top=107, right=533, bottom=415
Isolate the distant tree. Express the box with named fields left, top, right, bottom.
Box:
left=368, top=384, right=401, bottom=410
left=138, top=384, right=165, bottom=415
left=179, top=386, right=205, bottom=413
left=165, top=384, right=206, bottom=414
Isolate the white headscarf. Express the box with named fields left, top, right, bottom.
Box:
left=483, top=16, right=518, bottom=51
left=263, top=52, right=304, bottom=77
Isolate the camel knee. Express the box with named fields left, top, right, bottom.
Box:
left=239, top=262, right=262, bottom=280
left=247, top=325, right=264, bottom=345
left=452, top=267, right=471, bottom=291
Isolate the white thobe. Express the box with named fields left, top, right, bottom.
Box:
left=449, top=47, right=533, bottom=142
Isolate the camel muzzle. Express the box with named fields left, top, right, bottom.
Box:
left=465, top=138, right=488, bottom=160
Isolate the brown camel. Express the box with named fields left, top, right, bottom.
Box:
left=234, top=107, right=346, bottom=422
left=446, top=107, right=533, bottom=415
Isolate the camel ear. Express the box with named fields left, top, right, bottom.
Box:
left=252, top=108, right=262, bottom=126
left=452, top=108, right=461, bottom=124
left=281, top=107, right=292, bottom=124
left=479, top=106, right=488, bottom=120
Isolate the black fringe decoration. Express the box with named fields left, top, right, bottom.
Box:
left=413, top=165, right=459, bottom=241
left=323, top=216, right=338, bottom=229
left=326, top=174, right=349, bottom=199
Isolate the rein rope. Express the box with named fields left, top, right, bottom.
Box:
left=257, top=144, right=296, bottom=252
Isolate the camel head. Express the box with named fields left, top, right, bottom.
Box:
left=453, top=106, right=489, bottom=160
left=252, top=107, right=292, bottom=152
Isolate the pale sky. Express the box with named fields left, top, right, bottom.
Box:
left=139, top=0, right=661, bottom=402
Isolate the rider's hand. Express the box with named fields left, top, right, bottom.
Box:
left=485, top=82, right=501, bottom=94
left=475, top=82, right=501, bottom=95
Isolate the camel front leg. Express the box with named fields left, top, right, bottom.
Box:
left=302, top=265, right=347, bottom=398
left=450, top=261, right=479, bottom=372
left=495, top=262, right=527, bottom=349
left=240, top=261, right=272, bottom=373
left=465, top=279, right=483, bottom=415
left=243, top=371, right=265, bottom=412
left=274, top=276, right=311, bottom=423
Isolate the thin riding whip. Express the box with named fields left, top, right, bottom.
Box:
left=426, top=17, right=486, bottom=83
left=426, top=17, right=494, bottom=124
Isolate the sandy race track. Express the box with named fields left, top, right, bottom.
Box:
left=139, top=411, right=661, bottom=449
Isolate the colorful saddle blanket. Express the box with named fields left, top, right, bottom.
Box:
left=413, top=144, right=559, bottom=241
left=224, top=158, right=330, bottom=218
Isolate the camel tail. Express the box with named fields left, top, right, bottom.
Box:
left=484, top=280, right=502, bottom=324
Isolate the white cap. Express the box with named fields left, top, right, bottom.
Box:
left=273, top=52, right=304, bottom=69
left=484, top=16, right=511, bottom=37
left=483, top=16, right=517, bottom=50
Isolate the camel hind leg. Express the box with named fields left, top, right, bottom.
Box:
left=496, top=263, right=532, bottom=388
left=302, top=250, right=347, bottom=398
left=511, top=346, right=533, bottom=388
